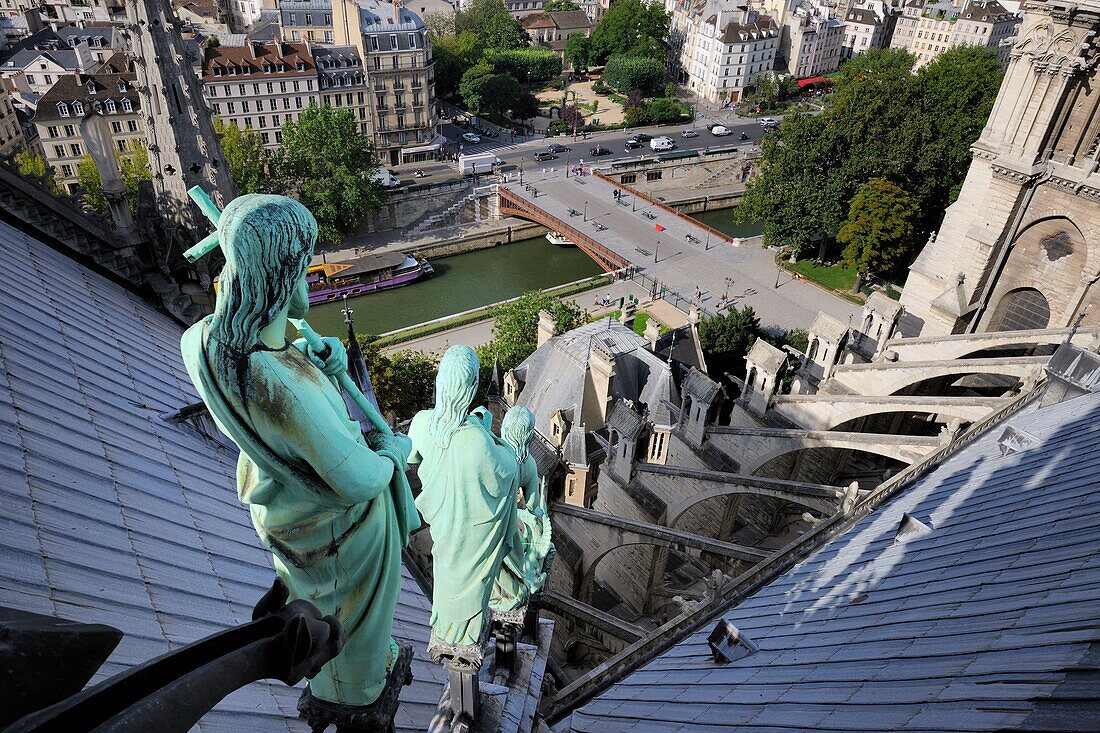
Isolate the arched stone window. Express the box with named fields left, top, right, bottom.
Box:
left=988, top=288, right=1051, bottom=332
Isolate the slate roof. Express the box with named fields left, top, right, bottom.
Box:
left=33, top=53, right=140, bottom=123
left=0, top=218, right=445, bottom=730
left=570, top=388, right=1100, bottom=731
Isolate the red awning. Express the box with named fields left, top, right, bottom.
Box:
left=797, top=76, right=826, bottom=88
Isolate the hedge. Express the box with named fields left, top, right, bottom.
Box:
left=603, top=55, right=664, bottom=96
left=484, top=48, right=563, bottom=82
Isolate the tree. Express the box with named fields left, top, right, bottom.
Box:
left=459, top=63, right=498, bottom=112
left=838, top=178, right=917, bottom=277
left=698, top=305, right=761, bottom=379
left=459, top=0, right=528, bottom=50
left=77, top=154, right=107, bottom=212
left=564, top=34, right=592, bottom=73
left=480, top=73, right=523, bottom=115
left=422, top=10, right=456, bottom=38
left=590, top=0, right=670, bottom=63
left=272, top=105, right=387, bottom=244
left=118, top=140, right=151, bottom=212
left=561, top=104, right=584, bottom=133
left=484, top=291, right=584, bottom=370
left=543, top=0, right=579, bottom=9
left=14, top=149, right=59, bottom=193
left=484, top=47, right=562, bottom=82
left=750, top=71, right=781, bottom=109
left=511, top=91, right=540, bottom=122
left=624, top=105, right=651, bottom=126
left=432, top=31, right=485, bottom=99
left=355, top=339, right=438, bottom=419
left=215, top=117, right=266, bottom=194
left=603, top=54, right=664, bottom=95
left=646, top=97, right=682, bottom=124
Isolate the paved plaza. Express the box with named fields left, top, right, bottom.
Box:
left=504, top=172, right=858, bottom=332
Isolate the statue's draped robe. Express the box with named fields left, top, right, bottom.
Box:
left=521, top=477, right=554, bottom=596
left=181, top=318, right=419, bottom=706
left=490, top=455, right=539, bottom=614
left=408, top=411, right=519, bottom=647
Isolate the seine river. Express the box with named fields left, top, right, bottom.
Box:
left=307, top=208, right=762, bottom=336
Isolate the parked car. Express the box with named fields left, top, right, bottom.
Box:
left=548, top=143, right=570, bottom=153
left=461, top=132, right=481, bottom=143
left=590, top=145, right=611, bottom=156
left=625, top=140, right=642, bottom=151
left=710, top=124, right=732, bottom=136
left=533, top=150, right=556, bottom=162
left=650, top=136, right=675, bottom=152
left=759, top=117, right=778, bottom=127
left=681, top=129, right=699, bottom=138
left=629, top=133, right=652, bottom=143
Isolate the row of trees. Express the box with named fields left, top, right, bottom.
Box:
left=564, top=0, right=670, bottom=73
left=735, top=46, right=1004, bottom=278
left=216, top=106, right=388, bottom=244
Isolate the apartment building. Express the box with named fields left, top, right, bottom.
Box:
left=201, top=40, right=319, bottom=148
left=280, top=0, right=334, bottom=42
left=521, top=9, right=592, bottom=66
left=909, top=0, right=1017, bottom=66
left=332, top=0, right=440, bottom=166
left=313, top=44, right=371, bottom=137
left=841, top=1, right=895, bottom=59
left=889, top=0, right=924, bottom=50
left=0, top=83, right=26, bottom=153
left=780, top=0, right=844, bottom=77
left=32, top=52, right=143, bottom=193
left=668, top=0, right=779, bottom=104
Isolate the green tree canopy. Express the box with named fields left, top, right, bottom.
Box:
left=590, top=0, right=670, bottom=63
left=432, top=31, right=485, bottom=99
left=14, top=149, right=59, bottom=194
left=354, top=339, right=438, bottom=419
left=484, top=290, right=584, bottom=370
left=272, top=105, right=387, bottom=244
left=736, top=46, right=1002, bottom=258
left=698, top=305, right=761, bottom=379
left=511, top=91, right=540, bottom=121
left=459, top=63, right=497, bottom=111
left=77, top=154, right=106, bottom=212
left=459, top=0, right=528, bottom=49
left=422, top=10, right=456, bottom=38
left=484, top=47, right=563, bottom=82
left=603, top=54, right=665, bottom=95
left=838, top=178, right=917, bottom=276
left=480, top=72, right=523, bottom=115
left=646, top=96, right=683, bottom=124
left=565, top=34, right=593, bottom=72
left=74, top=141, right=150, bottom=214
left=214, top=117, right=266, bottom=194
left=544, top=0, right=579, bottom=9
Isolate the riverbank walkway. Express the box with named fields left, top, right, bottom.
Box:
left=500, top=172, right=857, bottom=332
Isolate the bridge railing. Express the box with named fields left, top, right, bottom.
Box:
left=591, top=169, right=734, bottom=245
left=498, top=187, right=630, bottom=271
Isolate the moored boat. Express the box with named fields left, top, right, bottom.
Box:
left=546, top=231, right=572, bottom=246
left=307, top=252, right=434, bottom=304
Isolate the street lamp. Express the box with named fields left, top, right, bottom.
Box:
left=654, top=239, right=660, bottom=263
left=705, top=231, right=711, bottom=250
left=519, top=160, right=524, bottom=185
left=583, top=200, right=588, bottom=221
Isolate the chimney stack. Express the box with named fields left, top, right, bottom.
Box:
left=537, top=309, right=557, bottom=348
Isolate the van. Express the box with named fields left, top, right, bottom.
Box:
left=458, top=153, right=503, bottom=176
left=370, top=168, right=402, bottom=188
left=650, top=136, right=674, bottom=152
left=533, top=150, right=556, bottom=162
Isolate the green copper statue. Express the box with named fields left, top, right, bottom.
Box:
left=489, top=406, right=551, bottom=619
left=407, top=345, right=520, bottom=668
left=178, top=194, right=420, bottom=726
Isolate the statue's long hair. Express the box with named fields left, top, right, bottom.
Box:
left=502, top=405, right=535, bottom=462
left=207, top=194, right=317, bottom=396
left=430, top=345, right=480, bottom=449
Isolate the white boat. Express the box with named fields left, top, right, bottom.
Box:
left=546, top=231, right=573, bottom=246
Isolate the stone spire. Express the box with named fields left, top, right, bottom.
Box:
left=122, top=0, right=235, bottom=288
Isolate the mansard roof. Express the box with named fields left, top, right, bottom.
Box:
left=0, top=215, right=446, bottom=730
left=571, top=387, right=1100, bottom=731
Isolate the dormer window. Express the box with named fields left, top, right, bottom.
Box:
left=118, top=79, right=128, bottom=92
left=263, top=63, right=271, bottom=72
left=72, top=101, right=84, bottom=115
left=121, top=97, right=133, bottom=112
left=296, top=61, right=305, bottom=71
left=105, top=98, right=116, bottom=112
left=87, top=81, right=96, bottom=94
left=56, top=101, right=70, bottom=116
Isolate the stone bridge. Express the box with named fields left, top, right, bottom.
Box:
left=772, top=394, right=1012, bottom=431
left=829, top=356, right=1049, bottom=396
left=882, top=326, right=1100, bottom=362
left=636, top=464, right=842, bottom=521
left=704, top=426, right=942, bottom=474
left=550, top=502, right=768, bottom=595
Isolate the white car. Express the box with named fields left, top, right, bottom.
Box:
left=710, top=124, right=731, bottom=136
left=650, top=136, right=675, bottom=152
left=461, top=132, right=481, bottom=144
left=681, top=129, right=699, bottom=138
left=759, top=117, right=778, bottom=127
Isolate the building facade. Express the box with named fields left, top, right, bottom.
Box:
left=32, top=53, right=143, bottom=193
left=0, top=82, right=25, bottom=154
left=840, top=1, right=895, bottom=60
left=682, top=1, right=779, bottom=104
left=279, top=0, right=335, bottom=43
left=331, top=0, right=439, bottom=165
left=900, top=0, right=1100, bottom=335
left=781, top=0, right=844, bottom=77
left=313, top=43, right=371, bottom=138
left=908, top=0, right=1018, bottom=67
left=521, top=9, right=593, bottom=67
left=201, top=40, right=319, bottom=149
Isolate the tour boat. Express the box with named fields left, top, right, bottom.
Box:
left=546, top=231, right=573, bottom=246
left=306, top=252, right=434, bottom=304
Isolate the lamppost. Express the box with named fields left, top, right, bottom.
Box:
left=705, top=231, right=711, bottom=250
left=654, top=239, right=660, bottom=263
left=583, top=200, right=588, bottom=221
left=519, top=159, right=524, bottom=185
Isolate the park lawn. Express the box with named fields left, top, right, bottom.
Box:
left=784, top=260, right=864, bottom=303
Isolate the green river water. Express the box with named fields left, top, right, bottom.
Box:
left=307, top=207, right=762, bottom=336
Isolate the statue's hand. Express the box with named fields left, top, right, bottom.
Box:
left=368, top=430, right=412, bottom=467
left=296, top=336, right=348, bottom=377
